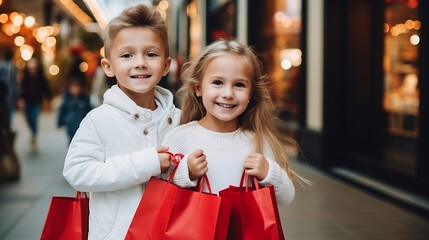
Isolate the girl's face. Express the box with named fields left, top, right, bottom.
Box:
left=197, top=54, right=252, bottom=132
left=101, top=27, right=171, bottom=106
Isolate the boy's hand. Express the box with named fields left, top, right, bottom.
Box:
left=244, top=153, right=269, bottom=181
left=157, top=146, right=171, bottom=173
left=188, top=149, right=207, bottom=180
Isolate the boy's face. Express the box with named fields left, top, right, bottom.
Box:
left=101, top=27, right=171, bottom=97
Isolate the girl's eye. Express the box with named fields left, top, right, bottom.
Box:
left=235, top=82, right=246, bottom=88
left=121, top=53, right=132, bottom=58
left=212, top=80, right=223, bottom=85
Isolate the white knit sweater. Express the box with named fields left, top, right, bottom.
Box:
left=161, top=121, right=295, bottom=206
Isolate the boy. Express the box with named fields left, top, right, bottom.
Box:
left=63, top=4, right=181, bottom=239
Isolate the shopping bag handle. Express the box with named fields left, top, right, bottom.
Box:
left=165, top=152, right=184, bottom=182
left=198, top=175, right=213, bottom=194
left=239, top=170, right=259, bottom=191
left=75, top=191, right=88, bottom=199
left=166, top=151, right=184, bottom=165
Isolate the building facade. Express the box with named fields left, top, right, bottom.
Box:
left=301, top=0, right=429, bottom=204
left=2, top=0, right=427, bottom=208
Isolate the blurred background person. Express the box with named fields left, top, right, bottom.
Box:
left=57, top=76, right=92, bottom=143
left=90, top=60, right=115, bottom=107
left=0, top=49, right=19, bottom=129
left=0, top=50, right=20, bottom=180
left=18, top=57, right=52, bottom=151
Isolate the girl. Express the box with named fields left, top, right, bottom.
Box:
left=162, top=39, right=298, bottom=206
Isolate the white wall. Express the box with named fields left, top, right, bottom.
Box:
left=237, top=0, right=248, bottom=44
left=306, top=0, right=324, bottom=131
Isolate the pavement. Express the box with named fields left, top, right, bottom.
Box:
left=1, top=109, right=429, bottom=240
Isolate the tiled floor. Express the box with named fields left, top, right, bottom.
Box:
left=1, top=110, right=428, bottom=240
left=282, top=161, right=429, bottom=239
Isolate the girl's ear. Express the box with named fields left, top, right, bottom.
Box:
left=100, top=58, right=115, bottom=77
left=195, top=86, right=201, bottom=97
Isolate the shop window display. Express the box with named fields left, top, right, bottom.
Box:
left=383, top=0, right=419, bottom=174
left=249, top=0, right=302, bottom=124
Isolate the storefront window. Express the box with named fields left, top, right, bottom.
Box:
left=270, top=0, right=302, bottom=121
left=187, top=0, right=203, bottom=60
left=206, top=0, right=236, bottom=43
left=250, top=0, right=301, bottom=123
left=383, top=0, right=419, bottom=175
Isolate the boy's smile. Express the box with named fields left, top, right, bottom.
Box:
left=101, top=27, right=171, bottom=108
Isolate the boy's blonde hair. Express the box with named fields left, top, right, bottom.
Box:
left=102, top=4, right=169, bottom=59
left=178, top=39, right=298, bottom=181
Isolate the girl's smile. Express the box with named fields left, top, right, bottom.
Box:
left=216, top=103, right=236, bottom=109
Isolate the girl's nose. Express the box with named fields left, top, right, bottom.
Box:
left=222, top=86, right=234, bottom=98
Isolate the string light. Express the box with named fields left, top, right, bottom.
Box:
left=58, top=0, right=93, bottom=27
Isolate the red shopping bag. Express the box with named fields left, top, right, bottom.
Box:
left=125, top=152, right=184, bottom=240
left=125, top=152, right=231, bottom=240
left=164, top=176, right=231, bottom=240
left=40, top=191, right=89, bottom=240
left=219, top=171, right=285, bottom=240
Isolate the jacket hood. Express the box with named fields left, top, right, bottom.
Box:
left=103, top=85, right=176, bottom=118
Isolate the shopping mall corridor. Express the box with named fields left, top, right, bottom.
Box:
left=0, top=108, right=428, bottom=240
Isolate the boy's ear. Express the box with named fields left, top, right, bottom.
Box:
left=162, top=57, right=172, bottom=77
left=100, top=58, right=115, bottom=77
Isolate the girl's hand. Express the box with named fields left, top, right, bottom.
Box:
left=244, top=153, right=269, bottom=181
left=188, top=149, right=207, bottom=180
left=157, top=146, right=171, bottom=173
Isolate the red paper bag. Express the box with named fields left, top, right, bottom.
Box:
left=125, top=153, right=183, bottom=240
left=125, top=176, right=179, bottom=239
left=126, top=153, right=231, bottom=240
left=164, top=176, right=231, bottom=240
left=40, top=191, right=89, bottom=240
left=219, top=171, right=285, bottom=240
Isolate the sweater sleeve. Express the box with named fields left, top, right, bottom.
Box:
left=161, top=126, right=198, bottom=187
left=171, top=154, right=198, bottom=187
left=259, top=158, right=295, bottom=206
left=63, top=115, right=161, bottom=192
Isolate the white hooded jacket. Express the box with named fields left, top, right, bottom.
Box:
left=63, top=85, right=181, bottom=239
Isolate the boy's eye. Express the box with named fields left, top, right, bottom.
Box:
left=147, top=52, right=158, bottom=57
left=121, top=53, right=132, bottom=58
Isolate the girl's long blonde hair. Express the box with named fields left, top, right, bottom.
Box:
left=178, top=39, right=298, bottom=181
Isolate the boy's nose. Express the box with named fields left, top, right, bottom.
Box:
left=134, top=56, right=147, bottom=68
